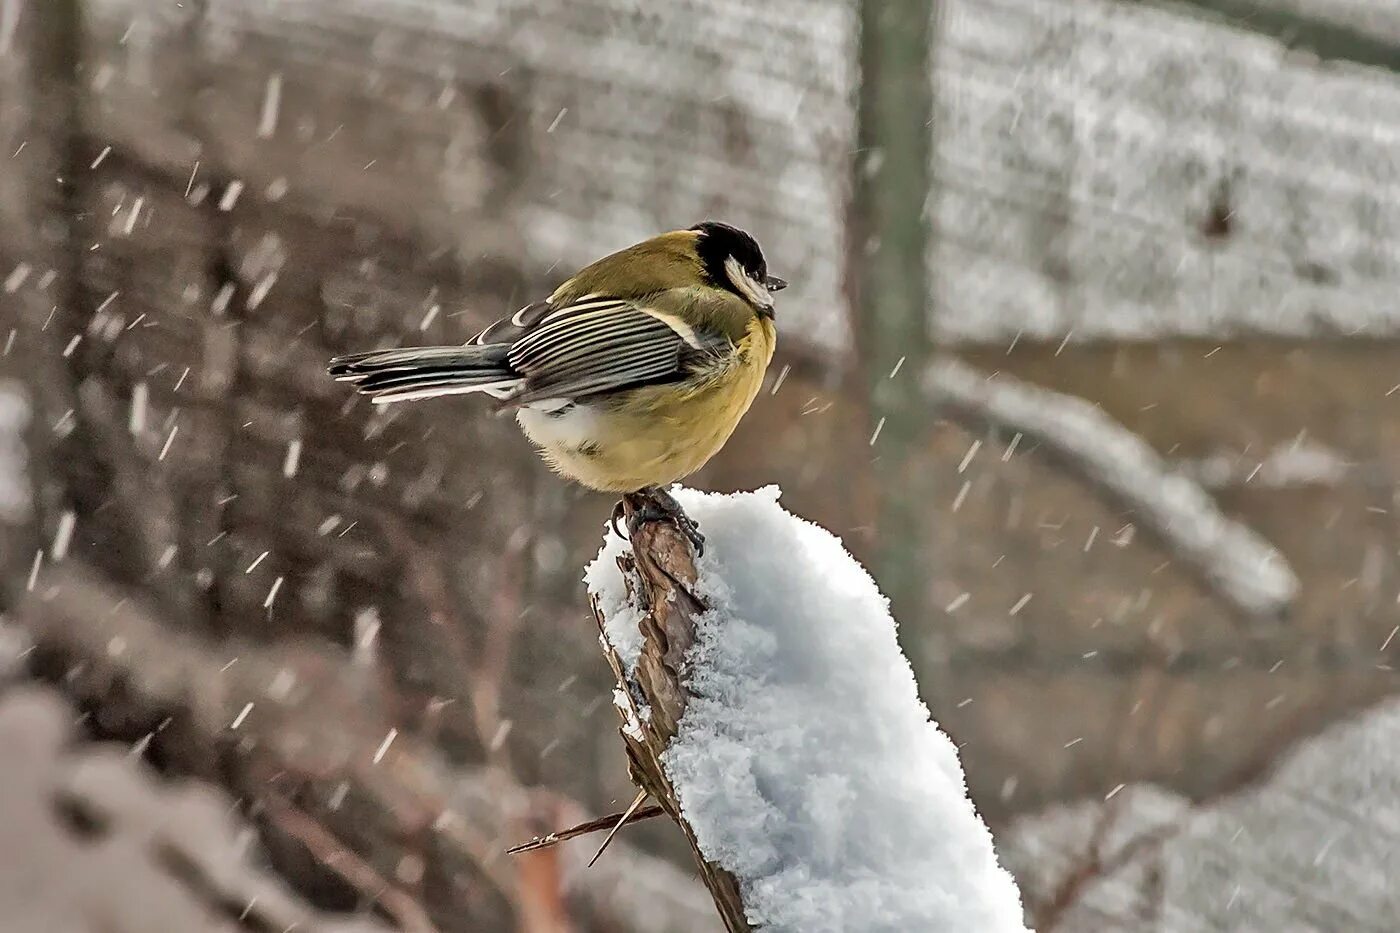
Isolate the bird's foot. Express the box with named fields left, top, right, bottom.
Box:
left=623, top=487, right=705, bottom=556
left=610, top=499, right=629, bottom=540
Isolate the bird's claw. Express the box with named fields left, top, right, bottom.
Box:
left=674, top=513, right=706, bottom=556
left=623, top=489, right=705, bottom=556
left=610, top=499, right=629, bottom=540
left=632, top=506, right=705, bottom=556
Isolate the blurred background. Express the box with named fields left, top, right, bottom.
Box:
left=3, top=0, right=1400, bottom=929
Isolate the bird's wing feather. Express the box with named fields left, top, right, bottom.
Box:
left=474, top=294, right=727, bottom=405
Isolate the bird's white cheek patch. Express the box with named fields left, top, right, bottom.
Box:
left=724, top=255, right=772, bottom=309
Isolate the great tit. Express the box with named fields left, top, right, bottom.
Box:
left=328, top=221, right=785, bottom=551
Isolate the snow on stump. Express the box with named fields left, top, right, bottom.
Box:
left=587, top=487, right=1027, bottom=933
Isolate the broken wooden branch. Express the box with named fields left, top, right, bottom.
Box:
left=588, top=487, right=1030, bottom=931
left=590, top=501, right=753, bottom=932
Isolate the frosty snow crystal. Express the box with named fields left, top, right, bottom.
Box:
left=587, top=486, right=1028, bottom=933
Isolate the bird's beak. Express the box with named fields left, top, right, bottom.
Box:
left=765, top=275, right=788, bottom=293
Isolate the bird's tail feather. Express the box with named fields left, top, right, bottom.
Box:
left=328, top=345, right=520, bottom=405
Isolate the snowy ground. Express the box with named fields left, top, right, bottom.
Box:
left=1002, top=692, right=1400, bottom=929
left=0, top=677, right=389, bottom=933
left=588, top=487, right=1027, bottom=933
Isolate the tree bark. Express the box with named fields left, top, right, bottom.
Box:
left=592, top=504, right=752, bottom=932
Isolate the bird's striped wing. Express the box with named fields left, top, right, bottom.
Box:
left=469, top=299, right=558, bottom=347
left=472, top=294, right=726, bottom=404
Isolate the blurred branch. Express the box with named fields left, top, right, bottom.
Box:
left=15, top=560, right=715, bottom=933
left=757, top=337, right=1301, bottom=618
left=0, top=0, right=85, bottom=606
left=1174, top=440, right=1353, bottom=490
left=75, top=379, right=207, bottom=626
left=475, top=522, right=531, bottom=772
left=1031, top=794, right=1184, bottom=933
left=380, top=506, right=531, bottom=772
left=0, top=687, right=390, bottom=933
left=262, top=792, right=441, bottom=933
left=381, top=513, right=559, bottom=927
left=926, top=357, right=1299, bottom=618
left=1002, top=692, right=1400, bottom=930
left=379, top=516, right=483, bottom=730
left=0, top=0, right=216, bottom=630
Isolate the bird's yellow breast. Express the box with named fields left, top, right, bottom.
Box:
left=518, top=317, right=775, bottom=492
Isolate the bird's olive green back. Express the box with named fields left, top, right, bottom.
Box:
left=551, top=230, right=757, bottom=343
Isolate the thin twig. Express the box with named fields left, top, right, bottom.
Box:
left=507, top=801, right=666, bottom=855
left=261, top=792, right=441, bottom=933
left=588, top=790, right=652, bottom=868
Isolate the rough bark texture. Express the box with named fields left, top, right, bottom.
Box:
left=593, top=504, right=751, bottom=932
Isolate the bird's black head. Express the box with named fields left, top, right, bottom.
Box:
left=690, top=221, right=787, bottom=316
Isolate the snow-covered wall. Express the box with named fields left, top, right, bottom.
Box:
left=588, top=488, right=1027, bottom=933
left=939, top=0, right=1400, bottom=341
left=98, top=0, right=1400, bottom=344
left=468, top=0, right=1400, bottom=343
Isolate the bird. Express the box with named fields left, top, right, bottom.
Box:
left=327, top=221, right=785, bottom=553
